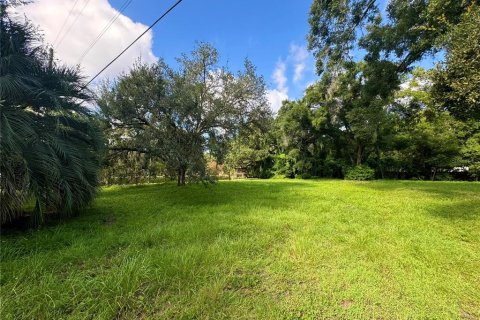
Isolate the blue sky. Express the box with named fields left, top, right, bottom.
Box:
left=108, top=0, right=316, bottom=101
left=107, top=0, right=441, bottom=100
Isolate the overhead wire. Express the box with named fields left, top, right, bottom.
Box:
left=52, top=0, right=80, bottom=46
left=56, top=0, right=92, bottom=49
left=77, top=0, right=134, bottom=64
left=84, top=0, right=184, bottom=88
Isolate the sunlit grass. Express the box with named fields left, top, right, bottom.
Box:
left=1, top=180, right=479, bottom=319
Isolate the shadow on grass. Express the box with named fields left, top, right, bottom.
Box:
left=0, top=180, right=317, bottom=258
left=428, top=199, right=480, bottom=220
left=358, top=180, right=479, bottom=197
left=357, top=180, right=480, bottom=220
left=101, top=179, right=319, bottom=209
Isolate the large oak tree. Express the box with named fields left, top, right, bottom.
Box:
left=98, top=43, right=270, bottom=185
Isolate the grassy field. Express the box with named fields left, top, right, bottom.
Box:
left=1, top=180, right=479, bottom=319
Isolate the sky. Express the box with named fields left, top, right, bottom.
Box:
left=13, top=0, right=440, bottom=113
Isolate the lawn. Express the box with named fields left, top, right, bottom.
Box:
left=1, top=180, right=479, bottom=319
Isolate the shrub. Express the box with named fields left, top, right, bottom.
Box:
left=258, top=169, right=274, bottom=179
left=345, top=165, right=375, bottom=180
left=469, top=163, right=480, bottom=181
left=434, top=172, right=454, bottom=181
left=301, top=173, right=312, bottom=179
left=273, top=153, right=295, bottom=178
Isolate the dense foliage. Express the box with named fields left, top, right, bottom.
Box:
left=272, top=67, right=477, bottom=180
left=265, top=0, right=480, bottom=181
left=0, top=6, right=104, bottom=225
left=431, top=5, right=480, bottom=121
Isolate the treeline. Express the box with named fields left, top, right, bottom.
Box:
left=102, top=64, right=479, bottom=182
left=226, top=0, right=480, bottom=181
left=229, top=67, right=478, bottom=181
left=111, top=68, right=478, bottom=182
left=103, top=2, right=480, bottom=183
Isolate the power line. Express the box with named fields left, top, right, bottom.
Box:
left=77, top=0, right=134, bottom=64
left=56, top=0, right=92, bottom=49
left=52, top=0, right=80, bottom=46
left=84, top=0, right=184, bottom=88
left=77, top=0, right=133, bottom=64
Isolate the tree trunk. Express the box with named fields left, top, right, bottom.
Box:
left=356, top=145, right=363, bottom=166
left=177, top=168, right=182, bottom=186
left=177, top=166, right=186, bottom=186
left=375, top=144, right=384, bottom=179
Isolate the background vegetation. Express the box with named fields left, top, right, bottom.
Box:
left=101, top=1, right=480, bottom=184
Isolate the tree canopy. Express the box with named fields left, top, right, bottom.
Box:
left=98, top=43, right=271, bottom=185
left=308, top=0, right=476, bottom=75
left=431, top=5, right=480, bottom=121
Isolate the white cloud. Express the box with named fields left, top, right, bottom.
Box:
left=265, top=43, right=316, bottom=113
left=272, top=60, right=287, bottom=92
left=267, top=60, right=289, bottom=113
left=266, top=89, right=288, bottom=114
left=289, top=44, right=309, bottom=84
left=12, top=0, right=157, bottom=84
left=294, top=64, right=306, bottom=83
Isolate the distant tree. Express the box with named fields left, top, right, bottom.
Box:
left=99, top=44, right=270, bottom=185
left=224, top=113, right=274, bottom=178
left=385, top=68, right=464, bottom=179
left=274, top=100, right=318, bottom=178
left=0, top=5, right=104, bottom=225
left=405, top=114, right=462, bottom=180
left=297, top=61, right=397, bottom=176
left=431, top=6, right=480, bottom=121
left=461, top=130, right=480, bottom=180
left=101, top=151, right=166, bottom=185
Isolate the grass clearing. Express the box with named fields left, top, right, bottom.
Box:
left=1, top=180, right=479, bottom=319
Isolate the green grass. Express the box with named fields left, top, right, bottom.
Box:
left=1, top=180, right=479, bottom=319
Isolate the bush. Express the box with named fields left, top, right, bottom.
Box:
left=301, top=173, right=312, bottom=179
left=433, top=172, right=454, bottom=181
left=258, top=169, right=274, bottom=179
left=469, top=163, right=480, bottom=181
left=273, top=154, right=295, bottom=178
left=345, top=165, right=375, bottom=180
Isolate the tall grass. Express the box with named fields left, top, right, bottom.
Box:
left=1, top=180, right=479, bottom=319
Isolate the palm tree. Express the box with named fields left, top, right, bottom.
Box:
left=0, top=4, right=104, bottom=226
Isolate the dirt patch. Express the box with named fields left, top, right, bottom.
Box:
left=340, top=299, right=354, bottom=309
left=460, top=309, right=477, bottom=320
